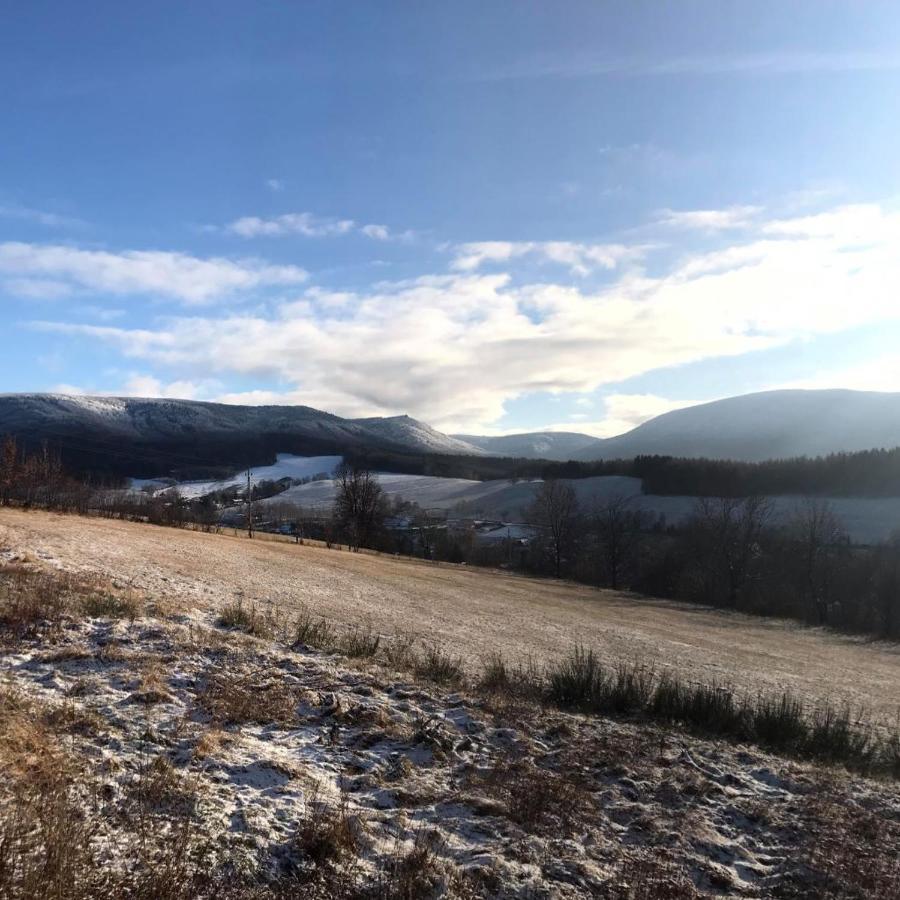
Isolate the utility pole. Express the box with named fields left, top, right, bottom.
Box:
left=246, top=468, right=253, bottom=538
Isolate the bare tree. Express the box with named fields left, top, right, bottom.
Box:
left=333, top=463, right=386, bottom=551
left=590, top=494, right=643, bottom=590
left=688, top=495, right=772, bottom=608
left=788, top=499, right=848, bottom=626
left=0, top=436, right=19, bottom=506
left=529, top=479, right=579, bottom=578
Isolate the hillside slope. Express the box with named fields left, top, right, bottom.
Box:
left=3, top=506, right=897, bottom=719
left=577, top=389, right=900, bottom=462
left=452, top=430, right=601, bottom=460
left=0, top=393, right=484, bottom=475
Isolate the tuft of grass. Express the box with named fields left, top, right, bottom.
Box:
left=292, top=609, right=336, bottom=649
left=413, top=645, right=464, bottom=685
left=382, top=632, right=417, bottom=670
left=217, top=597, right=278, bottom=638
left=80, top=591, right=141, bottom=620
left=472, top=756, right=583, bottom=833
left=340, top=624, right=381, bottom=658
left=478, top=652, right=543, bottom=701
left=546, top=645, right=604, bottom=708
left=290, top=787, right=362, bottom=868
left=0, top=568, right=69, bottom=640
left=750, top=692, right=807, bottom=749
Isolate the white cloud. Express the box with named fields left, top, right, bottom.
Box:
left=655, top=206, right=762, bottom=231
left=56, top=374, right=222, bottom=401
left=224, top=213, right=414, bottom=243
left=3, top=278, right=74, bottom=300
left=265, top=178, right=284, bottom=192
left=596, top=394, right=704, bottom=437
left=774, top=354, right=900, bottom=394
left=31, top=202, right=900, bottom=433
left=227, top=213, right=355, bottom=238
left=532, top=395, right=703, bottom=438
left=361, top=223, right=391, bottom=241
left=452, top=240, right=641, bottom=276
left=0, top=243, right=308, bottom=305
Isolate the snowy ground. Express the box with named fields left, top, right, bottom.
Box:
left=3, top=558, right=899, bottom=897
left=132, top=454, right=342, bottom=499
left=134, top=452, right=900, bottom=543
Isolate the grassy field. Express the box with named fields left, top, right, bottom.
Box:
left=2, top=507, right=899, bottom=723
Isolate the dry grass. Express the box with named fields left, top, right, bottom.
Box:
left=217, top=597, right=280, bottom=638
left=197, top=664, right=299, bottom=726
left=778, top=792, right=900, bottom=899
left=291, top=787, right=363, bottom=868
left=0, top=564, right=143, bottom=644
left=468, top=754, right=584, bottom=833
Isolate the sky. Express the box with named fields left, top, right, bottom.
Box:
left=2, top=0, right=900, bottom=437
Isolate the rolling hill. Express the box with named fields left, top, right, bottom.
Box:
left=574, top=390, right=900, bottom=462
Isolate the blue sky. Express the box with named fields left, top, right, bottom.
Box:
left=2, top=1, right=900, bottom=436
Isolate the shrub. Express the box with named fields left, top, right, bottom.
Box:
left=0, top=569, right=69, bottom=640
left=80, top=591, right=140, bottom=620
left=546, top=646, right=604, bottom=708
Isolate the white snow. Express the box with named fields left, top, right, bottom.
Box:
left=133, top=454, right=343, bottom=499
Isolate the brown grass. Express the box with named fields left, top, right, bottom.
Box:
left=197, top=664, right=299, bottom=725
left=467, top=754, right=584, bottom=833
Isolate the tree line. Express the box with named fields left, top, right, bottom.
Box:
left=328, top=465, right=900, bottom=640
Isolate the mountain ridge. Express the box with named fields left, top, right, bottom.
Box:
left=4, top=389, right=900, bottom=473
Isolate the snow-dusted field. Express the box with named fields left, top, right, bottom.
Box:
left=265, top=470, right=900, bottom=543
left=132, top=450, right=900, bottom=543
left=2, top=553, right=900, bottom=896
left=133, top=454, right=342, bottom=499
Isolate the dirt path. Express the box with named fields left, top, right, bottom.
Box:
left=2, top=507, right=899, bottom=720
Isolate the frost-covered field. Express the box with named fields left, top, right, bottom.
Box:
left=133, top=454, right=342, bottom=499
left=265, top=470, right=900, bottom=544
left=134, top=452, right=900, bottom=542
left=2, top=552, right=899, bottom=897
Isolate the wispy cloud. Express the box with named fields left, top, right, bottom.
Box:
left=452, top=240, right=643, bottom=276
left=0, top=242, right=308, bottom=305
left=0, top=204, right=85, bottom=229
left=30, top=202, right=900, bottom=432
left=655, top=205, right=762, bottom=231
left=264, top=178, right=284, bottom=192
left=221, top=211, right=414, bottom=243
left=226, top=213, right=355, bottom=238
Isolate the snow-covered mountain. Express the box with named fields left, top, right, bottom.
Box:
left=574, top=390, right=900, bottom=462
left=351, top=415, right=481, bottom=456
left=5, top=389, right=900, bottom=473
left=452, top=431, right=602, bottom=461
left=0, top=394, right=481, bottom=454
left=0, top=394, right=485, bottom=476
